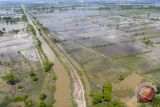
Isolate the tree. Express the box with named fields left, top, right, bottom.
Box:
left=43, top=60, right=53, bottom=72
left=39, top=92, right=47, bottom=100
left=90, top=91, right=103, bottom=104
left=38, top=100, right=46, bottom=107
left=103, top=83, right=112, bottom=102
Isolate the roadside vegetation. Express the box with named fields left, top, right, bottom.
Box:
left=27, top=24, right=36, bottom=35
left=43, top=60, right=53, bottom=72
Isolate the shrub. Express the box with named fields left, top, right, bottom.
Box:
left=140, top=104, right=146, bottom=107
left=13, top=95, right=28, bottom=102
left=119, top=74, right=125, bottom=81
left=43, top=60, right=53, bottom=72
left=53, top=75, right=57, bottom=80
left=17, top=85, right=23, bottom=89
left=110, top=99, right=124, bottom=107
left=29, top=70, right=38, bottom=81
left=32, top=76, right=38, bottom=81
left=2, top=73, right=17, bottom=85
left=90, top=91, right=103, bottom=104
left=24, top=99, right=33, bottom=106
left=38, top=100, right=46, bottom=107
left=39, top=92, right=47, bottom=100
left=29, top=71, right=36, bottom=77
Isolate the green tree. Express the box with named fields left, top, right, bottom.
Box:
left=43, top=60, right=53, bottom=72
left=39, top=92, right=47, bottom=100
left=38, top=100, right=46, bottom=107
left=103, top=83, right=112, bottom=102
left=90, top=91, right=103, bottom=104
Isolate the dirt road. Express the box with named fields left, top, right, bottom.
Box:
left=22, top=6, right=72, bottom=107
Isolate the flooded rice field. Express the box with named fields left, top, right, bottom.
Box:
left=36, top=8, right=160, bottom=91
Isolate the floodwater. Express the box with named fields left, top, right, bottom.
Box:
left=36, top=8, right=160, bottom=95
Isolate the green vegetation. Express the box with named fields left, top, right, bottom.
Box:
left=0, top=30, right=4, bottom=35
left=27, top=24, right=36, bottom=35
left=24, top=99, right=33, bottom=107
left=152, top=94, right=160, bottom=107
left=32, top=76, right=38, bottom=81
left=43, top=60, right=53, bottom=72
left=98, top=6, right=110, bottom=10
left=118, top=74, right=126, bottom=81
left=91, top=83, right=124, bottom=106
left=37, top=39, right=42, bottom=48
left=1, top=73, right=17, bottom=85
left=39, top=92, right=47, bottom=100
left=146, top=68, right=160, bottom=74
left=38, top=100, right=46, bottom=107
left=140, top=104, right=146, bottom=107
left=12, top=29, right=20, bottom=34
left=109, top=100, right=124, bottom=107
left=36, top=20, right=50, bottom=34
left=17, top=85, right=23, bottom=89
left=103, top=83, right=112, bottom=102
left=52, top=37, right=61, bottom=44
left=53, top=75, right=57, bottom=80
left=42, top=26, right=50, bottom=34
left=143, top=37, right=154, bottom=46
left=13, top=95, right=28, bottom=102
left=37, top=100, right=52, bottom=107
left=29, top=70, right=38, bottom=81
left=21, top=15, right=27, bottom=22
left=90, top=91, right=103, bottom=104
left=3, top=17, right=20, bottom=24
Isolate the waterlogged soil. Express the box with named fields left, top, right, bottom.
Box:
left=36, top=8, right=160, bottom=106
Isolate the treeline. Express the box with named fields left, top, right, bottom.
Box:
left=0, top=15, right=27, bottom=24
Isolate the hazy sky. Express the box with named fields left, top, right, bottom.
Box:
left=0, top=0, right=158, bottom=3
